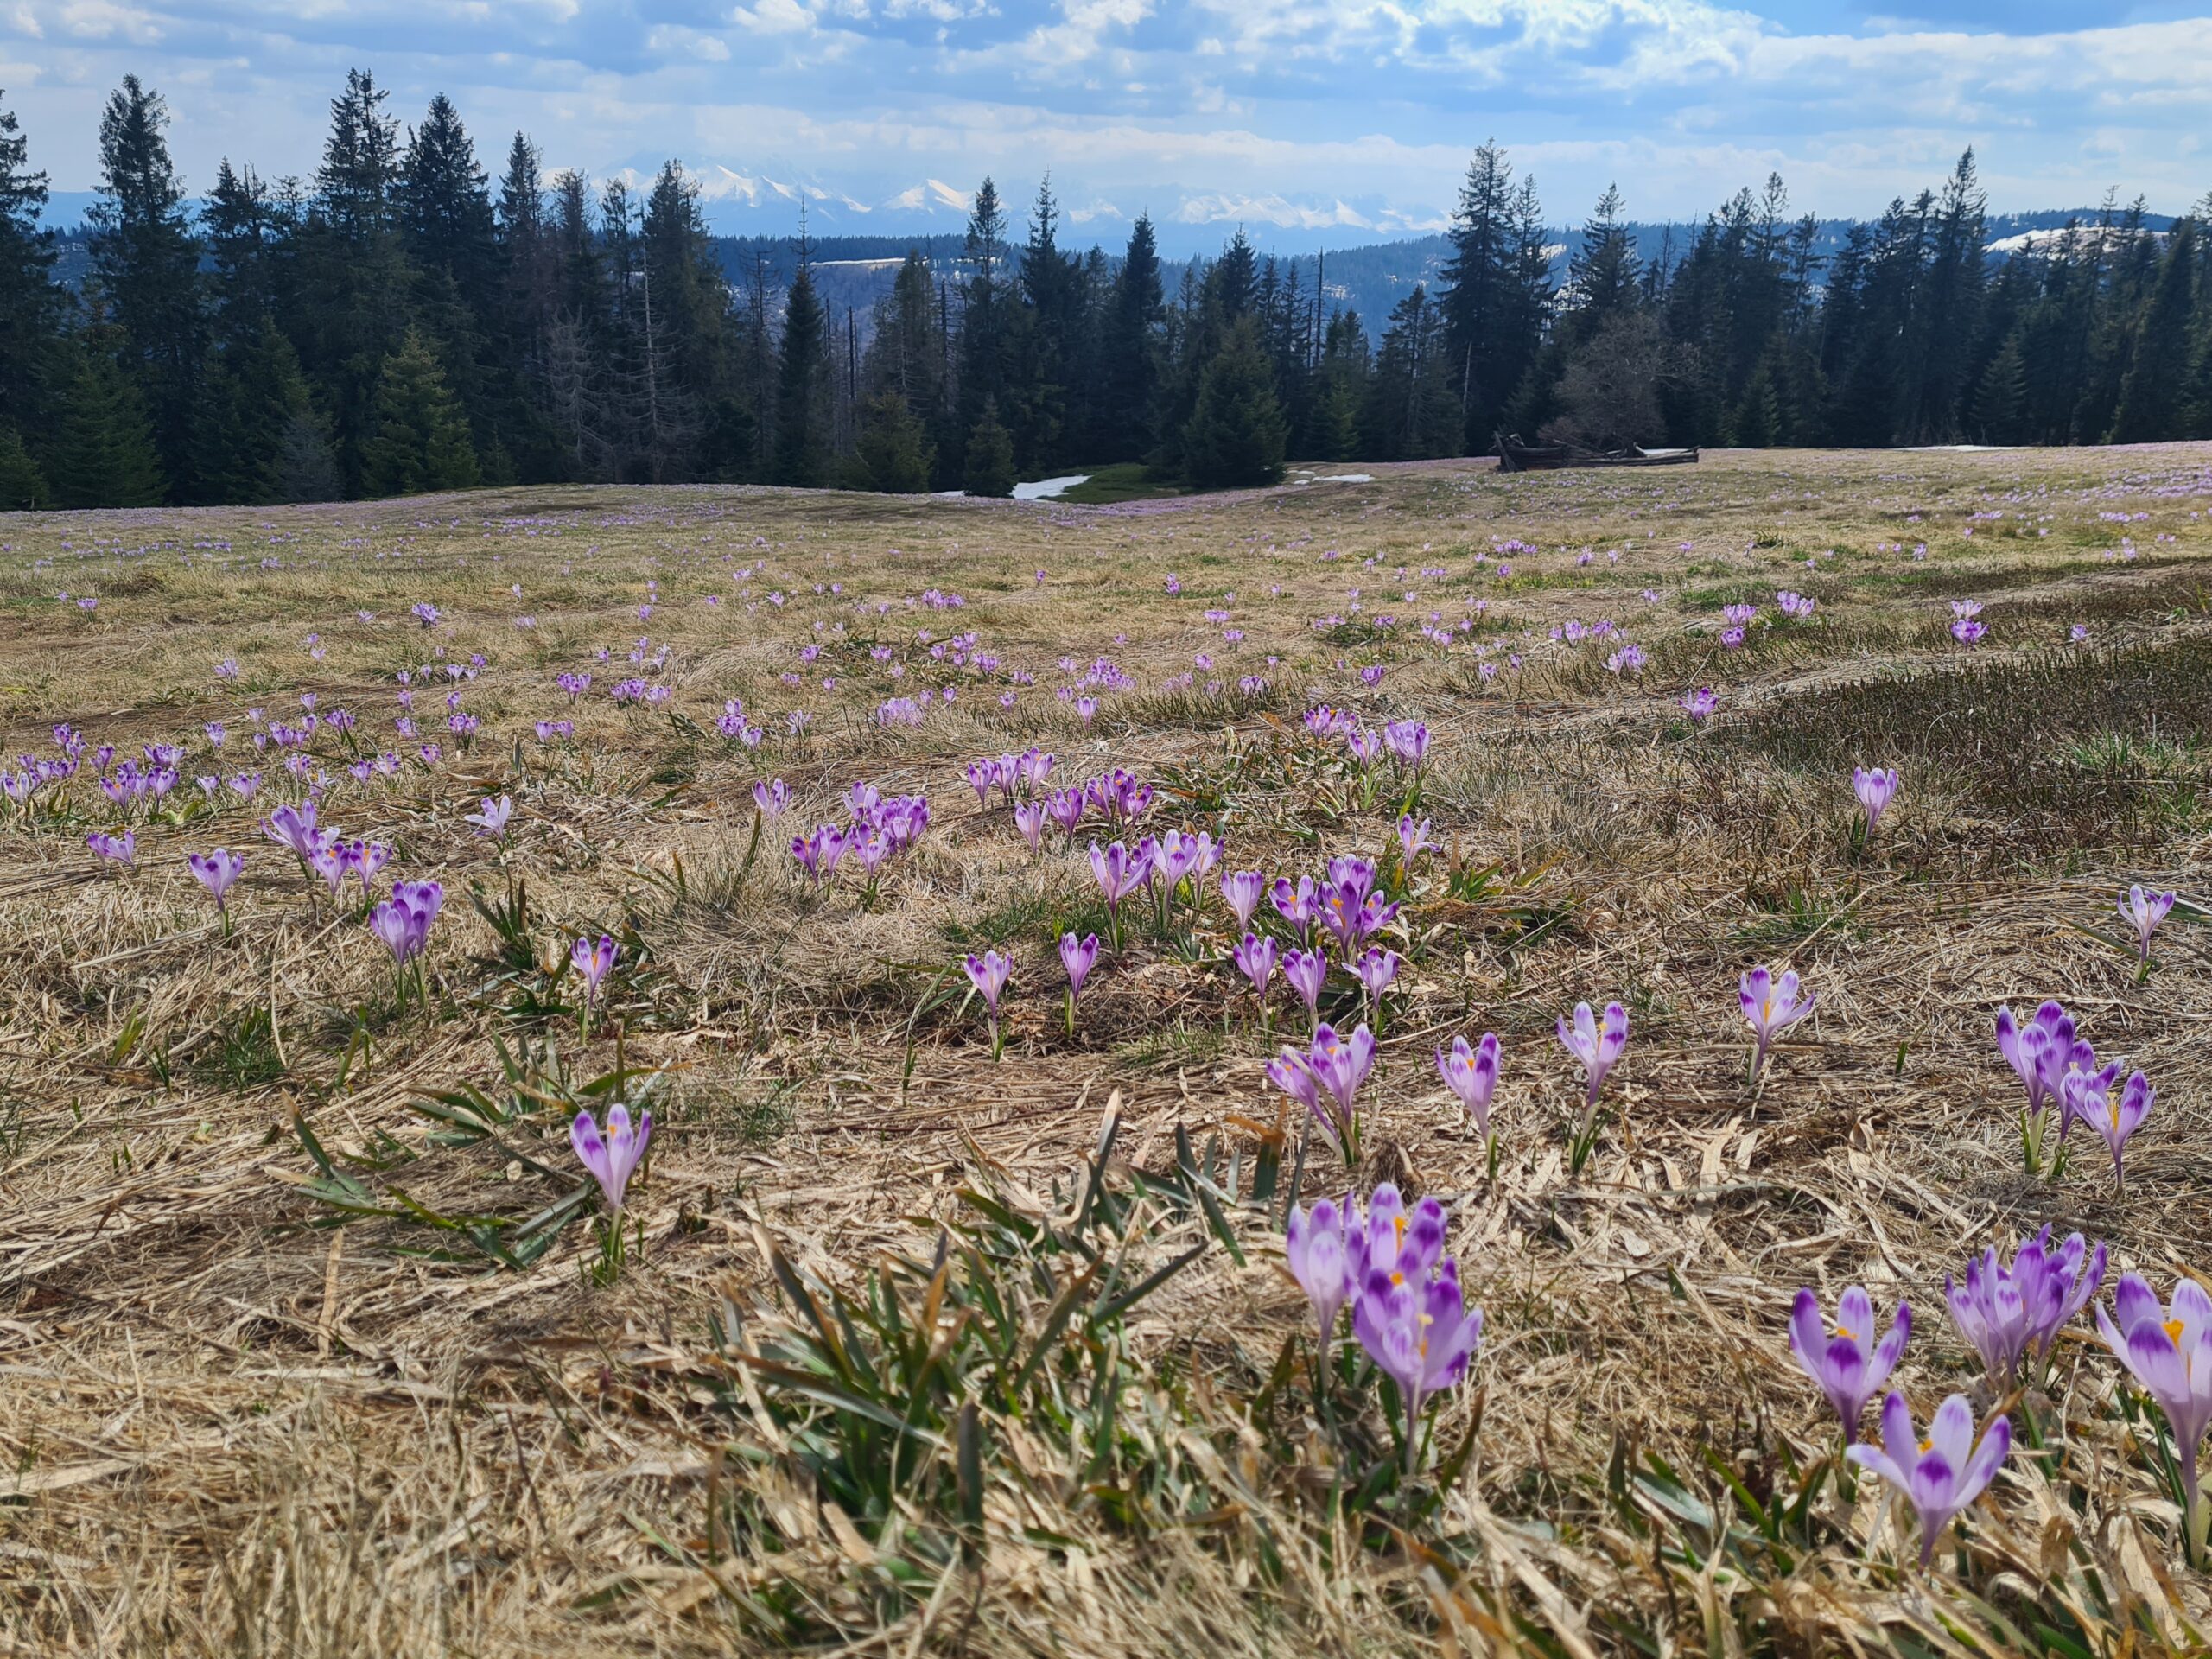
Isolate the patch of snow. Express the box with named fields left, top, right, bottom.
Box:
left=1309, top=472, right=1375, bottom=483
left=1904, top=444, right=2017, bottom=453
left=1012, top=474, right=1090, bottom=500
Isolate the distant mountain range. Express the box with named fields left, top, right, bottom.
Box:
left=33, top=187, right=2177, bottom=348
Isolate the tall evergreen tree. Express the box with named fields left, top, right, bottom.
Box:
left=952, top=177, right=1009, bottom=486
left=86, top=75, right=202, bottom=499
left=2110, top=219, right=2199, bottom=443
left=296, top=69, right=414, bottom=492
left=50, top=344, right=166, bottom=508
left=359, top=327, right=480, bottom=495
left=962, top=393, right=1016, bottom=497
left=0, top=88, right=63, bottom=439
left=773, top=232, right=832, bottom=486
left=1440, top=142, right=1547, bottom=450
left=1184, top=315, right=1287, bottom=486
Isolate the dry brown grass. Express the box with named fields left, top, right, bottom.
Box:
left=3, top=447, right=2212, bottom=1654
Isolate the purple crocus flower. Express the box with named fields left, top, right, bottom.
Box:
left=573, top=932, right=617, bottom=1015
left=1351, top=945, right=1399, bottom=1004
left=1381, top=720, right=1429, bottom=766
left=1306, top=1021, right=1375, bottom=1152
left=571, top=1103, right=652, bottom=1214
left=1350, top=1191, right=1482, bottom=1471
left=188, top=847, right=244, bottom=911
left=1013, top=801, right=1046, bottom=850
left=1993, top=999, right=2109, bottom=1169
left=1058, top=931, right=1097, bottom=999
left=1284, top=1195, right=1356, bottom=1349
left=1058, top=931, right=1097, bottom=1034
left=1220, top=869, right=1266, bottom=932
left=1681, top=686, right=1719, bottom=722
left=2097, top=1274, right=2212, bottom=1548
left=1853, top=766, right=1899, bottom=833
left=2066, top=1068, right=2152, bottom=1198
left=1088, top=840, right=1147, bottom=936
left=753, top=778, right=790, bottom=819
left=1396, top=814, right=1433, bottom=864
left=964, top=949, right=1012, bottom=1058
left=1789, top=1286, right=1910, bottom=1441
left=264, top=801, right=323, bottom=869
left=87, top=829, right=136, bottom=868
left=2120, top=884, right=2177, bottom=962
left=467, top=794, right=514, bottom=839
left=1739, top=965, right=1815, bottom=1081
left=1948, top=1227, right=2109, bottom=1385
left=1438, top=1033, right=1502, bottom=1141
left=1847, top=1393, right=2012, bottom=1567
left=1282, top=947, right=1329, bottom=1031
left=1271, top=875, right=1321, bottom=942
left=1558, top=1001, right=1629, bottom=1107
left=1231, top=932, right=1279, bottom=1001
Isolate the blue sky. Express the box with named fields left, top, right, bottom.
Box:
left=4, top=0, right=2209, bottom=245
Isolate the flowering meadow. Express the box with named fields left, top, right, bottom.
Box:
left=2, top=447, right=2211, bottom=1655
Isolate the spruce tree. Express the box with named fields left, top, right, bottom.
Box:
left=962, top=396, right=1016, bottom=498
left=952, top=178, right=1008, bottom=483
left=773, top=245, right=831, bottom=486
left=0, top=423, right=47, bottom=509
left=359, top=328, right=480, bottom=496
left=1184, top=315, right=1287, bottom=486
left=2110, top=219, right=2199, bottom=443
left=296, top=68, right=412, bottom=491
left=86, top=75, right=202, bottom=498
left=856, top=389, right=935, bottom=493
left=0, top=88, right=62, bottom=432
left=1099, top=214, right=1164, bottom=461
left=50, top=346, right=167, bottom=508
left=1969, top=333, right=2028, bottom=444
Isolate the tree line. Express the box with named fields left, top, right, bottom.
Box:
left=3, top=71, right=2210, bottom=511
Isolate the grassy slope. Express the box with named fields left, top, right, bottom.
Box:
left=0, top=449, right=2209, bottom=1652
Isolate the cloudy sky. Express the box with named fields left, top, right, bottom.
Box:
left=3, top=0, right=2209, bottom=244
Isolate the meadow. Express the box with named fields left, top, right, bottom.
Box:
left=1, top=445, right=2210, bottom=1655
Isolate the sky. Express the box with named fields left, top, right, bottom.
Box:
left=3, top=0, right=2210, bottom=250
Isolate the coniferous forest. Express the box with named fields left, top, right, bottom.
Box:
left=4, top=70, right=2212, bottom=510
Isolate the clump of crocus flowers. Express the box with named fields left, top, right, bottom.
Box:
left=1270, top=1022, right=1375, bottom=1165
left=1287, top=1184, right=1483, bottom=1473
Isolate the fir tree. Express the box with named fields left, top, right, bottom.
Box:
left=359, top=328, right=480, bottom=496
left=1184, top=315, right=1287, bottom=486
left=962, top=396, right=1016, bottom=498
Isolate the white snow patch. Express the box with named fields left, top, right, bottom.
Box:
left=1904, top=444, right=2018, bottom=453
left=1012, top=474, right=1090, bottom=500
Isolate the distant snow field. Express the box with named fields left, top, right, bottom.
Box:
left=1010, top=475, right=1090, bottom=500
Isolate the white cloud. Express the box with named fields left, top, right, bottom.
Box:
left=731, top=0, right=815, bottom=35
